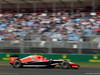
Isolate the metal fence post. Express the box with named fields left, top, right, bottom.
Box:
left=52, top=0, right=56, bottom=17
left=0, top=0, right=2, bottom=13
left=70, top=2, right=74, bottom=17
left=78, top=35, right=82, bottom=54
left=20, top=38, right=24, bottom=53
left=33, top=1, right=36, bottom=13
left=17, top=0, right=20, bottom=13
left=92, top=0, right=95, bottom=12
left=48, top=40, right=52, bottom=54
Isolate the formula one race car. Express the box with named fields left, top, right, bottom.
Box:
left=10, top=55, right=80, bottom=69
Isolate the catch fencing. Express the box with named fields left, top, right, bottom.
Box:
left=0, top=35, right=100, bottom=54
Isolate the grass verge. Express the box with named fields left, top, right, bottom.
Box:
left=74, top=62, right=100, bottom=67
left=0, top=61, right=100, bottom=67
left=0, top=60, right=10, bottom=65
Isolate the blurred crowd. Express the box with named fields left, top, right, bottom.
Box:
left=0, top=12, right=100, bottom=41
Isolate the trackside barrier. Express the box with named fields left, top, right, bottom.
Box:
left=0, top=53, right=100, bottom=62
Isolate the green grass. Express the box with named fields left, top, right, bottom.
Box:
left=0, top=60, right=10, bottom=65
left=74, top=62, right=100, bottom=67
left=0, top=61, right=100, bottom=67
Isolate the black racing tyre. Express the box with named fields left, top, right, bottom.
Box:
left=61, top=61, right=69, bottom=69
left=13, top=60, right=22, bottom=68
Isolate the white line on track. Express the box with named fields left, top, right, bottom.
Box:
left=85, top=73, right=100, bottom=75
left=0, top=73, right=19, bottom=75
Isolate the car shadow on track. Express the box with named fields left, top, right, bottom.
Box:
left=12, top=66, right=79, bottom=70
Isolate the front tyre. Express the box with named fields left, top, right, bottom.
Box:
left=61, top=61, right=69, bottom=69
left=13, top=60, right=22, bottom=68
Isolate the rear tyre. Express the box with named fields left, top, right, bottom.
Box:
left=13, top=60, right=22, bottom=68
left=61, top=60, right=69, bottom=69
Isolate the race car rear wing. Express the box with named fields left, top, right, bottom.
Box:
left=10, top=55, right=19, bottom=58
left=10, top=55, right=19, bottom=64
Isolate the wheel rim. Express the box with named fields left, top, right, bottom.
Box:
left=15, top=62, right=20, bottom=67
left=63, top=62, right=67, bottom=66
left=61, top=61, right=69, bottom=69
left=63, top=62, right=68, bottom=68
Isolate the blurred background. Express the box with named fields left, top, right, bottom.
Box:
left=0, top=0, right=100, bottom=55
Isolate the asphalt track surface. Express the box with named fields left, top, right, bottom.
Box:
left=0, top=65, right=100, bottom=75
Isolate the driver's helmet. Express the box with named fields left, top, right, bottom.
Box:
left=44, top=57, right=48, bottom=59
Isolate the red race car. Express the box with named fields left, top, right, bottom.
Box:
left=10, top=55, right=80, bottom=69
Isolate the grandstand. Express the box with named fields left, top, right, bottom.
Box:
left=0, top=0, right=99, bottom=13
left=0, top=0, right=100, bottom=54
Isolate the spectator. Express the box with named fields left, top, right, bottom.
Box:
left=96, top=25, right=100, bottom=35
left=40, top=35, right=48, bottom=47
left=0, top=12, right=99, bottom=42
